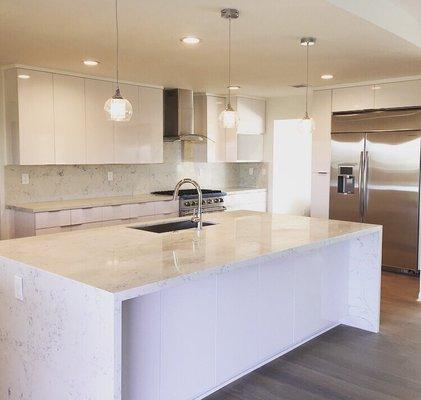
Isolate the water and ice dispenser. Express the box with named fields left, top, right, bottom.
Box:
left=337, top=165, right=355, bottom=194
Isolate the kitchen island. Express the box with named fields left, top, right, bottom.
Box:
left=0, top=211, right=382, bottom=400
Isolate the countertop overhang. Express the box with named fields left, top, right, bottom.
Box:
left=0, top=211, right=381, bottom=299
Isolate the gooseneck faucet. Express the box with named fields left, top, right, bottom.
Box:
left=173, top=178, right=203, bottom=230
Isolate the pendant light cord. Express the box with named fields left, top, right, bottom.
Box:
left=228, top=16, right=232, bottom=104
left=305, top=42, right=309, bottom=117
left=115, top=0, right=119, bottom=89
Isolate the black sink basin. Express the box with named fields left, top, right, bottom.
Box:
left=130, top=220, right=216, bottom=233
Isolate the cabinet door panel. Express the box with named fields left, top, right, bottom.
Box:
left=216, top=265, right=260, bottom=384
left=259, top=258, right=294, bottom=359
left=53, top=74, right=86, bottom=164
left=374, top=80, right=421, bottom=109
left=17, top=69, right=55, bottom=164
left=236, top=97, right=265, bottom=135
left=85, top=79, right=114, bottom=164
left=139, top=87, right=163, bottom=163
left=160, top=277, right=216, bottom=400
left=114, top=84, right=140, bottom=163
left=332, top=86, right=374, bottom=112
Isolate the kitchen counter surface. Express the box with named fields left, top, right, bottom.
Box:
left=5, top=187, right=265, bottom=213
left=6, top=193, right=174, bottom=213
left=0, top=211, right=380, bottom=299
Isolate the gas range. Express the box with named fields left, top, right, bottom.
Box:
left=152, top=189, right=227, bottom=216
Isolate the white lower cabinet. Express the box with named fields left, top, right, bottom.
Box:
left=216, top=265, right=260, bottom=384
left=121, top=241, right=347, bottom=400
left=259, top=258, right=294, bottom=359
left=160, top=278, right=217, bottom=400
left=224, top=190, right=267, bottom=212
left=35, top=210, right=71, bottom=229
left=102, top=204, right=131, bottom=221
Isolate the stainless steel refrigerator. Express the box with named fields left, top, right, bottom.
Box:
left=330, top=109, right=421, bottom=273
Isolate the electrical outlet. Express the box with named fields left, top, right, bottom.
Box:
left=248, top=168, right=254, bottom=176
left=14, top=276, right=23, bottom=301
left=107, top=171, right=114, bottom=182
left=262, top=168, right=267, bottom=176
left=21, top=173, right=30, bottom=185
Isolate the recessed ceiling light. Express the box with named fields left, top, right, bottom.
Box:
left=228, top=85, right=241, bottom=90
left=17, top=74, right=30, bottom=79
left=180, top=36, right=201, bottom=45
left=83, top=60, right=99, bottom=66
left=321, top=74, right=333, bottom=80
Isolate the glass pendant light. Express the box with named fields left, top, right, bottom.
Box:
left=104, top=0, right=133, bottom=122
left=219, top=8, right=240, bottom=129
left=299, top=37, right=316, bottom=134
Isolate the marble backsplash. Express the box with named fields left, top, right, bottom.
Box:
left=5, top=143, right=268, bottom=204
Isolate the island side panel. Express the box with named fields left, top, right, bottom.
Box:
left=0, top=257, right=121, bottom=400
left=341, top=230, right=383, bottom=333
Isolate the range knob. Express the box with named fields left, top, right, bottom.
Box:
left=202, top=200, right=206, bottom=205
left=207, top=199, right=213, bottom=204
left=184, top=201, right=190, bottom=206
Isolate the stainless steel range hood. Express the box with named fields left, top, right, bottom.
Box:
left=164, top=89, right=211, bottom=142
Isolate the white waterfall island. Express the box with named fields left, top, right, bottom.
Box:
left=0, top=211, right=382, bottom=400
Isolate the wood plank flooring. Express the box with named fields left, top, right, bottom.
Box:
left=207, top=272, right=421, bottom=400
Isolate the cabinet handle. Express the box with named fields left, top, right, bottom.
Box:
left=317, top=171, right=328, bottom=175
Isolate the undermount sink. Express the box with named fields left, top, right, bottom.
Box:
left=130, top=220, right=216, bottom=233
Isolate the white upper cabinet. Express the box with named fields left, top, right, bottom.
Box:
left=85, top=79, right=115, bottom=164
left=6, top=68, right=55, bottom=165
left=235, top=96, right=266, bottom=135
left=138, top=86, right=163, bottom=163
left=53, top=74, right=86, bottom=164
left=114, top=83, right=140, bottom=164
left=4, top=67, right=164, bottom=165
left=374, top=80, right=421, bottom=109
left=332, top=86, right=374, bottom=112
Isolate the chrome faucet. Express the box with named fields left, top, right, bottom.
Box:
left=173, top=178, right=203, bottom=230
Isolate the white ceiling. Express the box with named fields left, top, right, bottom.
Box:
left=1, top=0, right=421, bottom=97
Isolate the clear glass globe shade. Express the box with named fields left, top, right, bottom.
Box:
left=298, top=116, right=315, bottom=134
left=219, top=109, right=239, bottom=129
left=104, top=97, right=133, bottom=122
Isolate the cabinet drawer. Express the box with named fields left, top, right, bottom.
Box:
left=70, top=221, right=103, bottom=231
left=35, top=226, right=72, bottom=236
left=129, top=202, right=155, bottom=218
left=102, top=218, right=133, bottom=227
left=70, top=207, right=103, bottom=225
left=35, top=210, right=71, bottom=229
left=154, top=200, right=179, bottom=215
left=102, top=204, right=131, bottom=221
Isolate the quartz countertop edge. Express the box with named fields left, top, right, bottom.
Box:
left=0, top=211, right=381, bottom=303
left=6, top=188, right=267, bottom=213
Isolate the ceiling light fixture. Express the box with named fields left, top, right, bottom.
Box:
left=17, top=74, right=30, bottom=79
left=228, top=85, right=241, bottom=90
left=219, top=8, right=240, bottom=129
left=299, top=37, right=316, bottom=134
left=104, top=0, right=133, bottom=122
left=83, top=60, right=99, bottom=66
left=321, top=74, right=333, bottom=80
left=180, top=36, right=201, bottom=44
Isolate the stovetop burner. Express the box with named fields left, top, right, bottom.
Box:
left=152, top=189, right=223, bottom=196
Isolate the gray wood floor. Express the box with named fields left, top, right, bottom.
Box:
left=207, top=272, right=421, bottom=400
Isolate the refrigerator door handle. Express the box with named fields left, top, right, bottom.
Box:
left=363, top=151, right=369, bottom=220
left=359, top=151, right=365, bottom=220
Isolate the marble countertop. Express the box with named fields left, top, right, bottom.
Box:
left=6, top=188, right=266, bottom=213
left=0, top=211, right=381, bottom=300
left=6, top=193, right=174, bottom=212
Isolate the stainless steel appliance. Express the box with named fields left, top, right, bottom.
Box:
left=330, top=108, right=421, bottom=273
left=152, top=189, right=226, bottom=216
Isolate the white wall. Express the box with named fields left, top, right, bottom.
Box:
left=265, top=95, right=310, bottom=213
left=271, top=120, right=312, bottom=215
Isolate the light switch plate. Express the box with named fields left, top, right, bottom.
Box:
left=14, top=276, right=23, bottom=301
left=248, top=168, right=254, bottom=176
left=107, top=171, right=113, bottom=182
left=21, top=173, right=30, bottom=185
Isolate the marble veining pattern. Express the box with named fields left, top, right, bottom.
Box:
left=5, top=143, right=268, bottom=204
left=0, top=211, right=382, bottom=299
